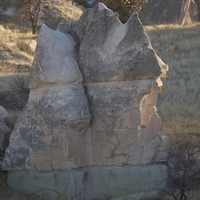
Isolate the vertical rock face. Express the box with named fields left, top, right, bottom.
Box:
left=0, top=105, right=11, bottom=150
left=83, top=80, right=166, bottom=166
left=3, top=25, right=91, bottom=171
left=65, top=4, right=164, bottom=82
left=3, top=3, right=168, bottom=171
left=60, top=3, right=169, bottom=167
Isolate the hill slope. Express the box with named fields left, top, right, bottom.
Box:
left=146, top=23, right=200, bottom=140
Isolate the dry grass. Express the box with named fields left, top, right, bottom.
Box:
left=45, top=0, right=83, bottom=20
left=145, top=23, right=200, bottom=141
left=0, top=25, right=34, bottom=112
left=0, top=25, right=36, bottom=75
left=39, top=0, right=83, bottom=29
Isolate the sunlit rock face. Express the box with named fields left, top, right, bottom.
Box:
left=3, top=3, right=169, bottom=172
left=59, top=3, right=169, bottom=167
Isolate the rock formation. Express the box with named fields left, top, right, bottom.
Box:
left=3, top=25, right=91, bottom=171
left=0, top=105, right=11, bottom=150
left=139, top=0, right=200, bottom=25
left=3, top=3, right=169, bottom=199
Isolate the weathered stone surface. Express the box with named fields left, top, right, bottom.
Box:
left=61, top=3, right=166, bottom=82
left=3, top=3, right=169, bottom=172
left=0, top=105, right=9, bottom=120
left=1, top=3, right=170, bottom=200
left=84, top=79, right=168, bottom=166
left=0, top=105, right=11, bottom=150
left=139, top=0, right=199, bottom=25
left=28, top=24, right=82, bottom=88
left=59, top=3, right=168, bottom=167
left=7, top=165, right=167, bottom=200
left=3, top=25, right=91, bottom=171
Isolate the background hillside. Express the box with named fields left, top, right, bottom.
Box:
left=145, top=24, right=200, bottom=142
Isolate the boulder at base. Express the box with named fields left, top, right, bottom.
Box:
left=8, top=165, right=167, bottom=200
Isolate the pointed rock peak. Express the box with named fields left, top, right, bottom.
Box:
left=28, top=24, right=82, bottom=89
left=95, top=2, right=117, bottom=16
left=62, top=3, right=168, bottom=83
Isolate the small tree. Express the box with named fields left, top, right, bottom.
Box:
left=165, top=139, right=200, bottom=200
left=101, top=0, right=148, bottom=23
left=12, top=0, right=42, bottom=34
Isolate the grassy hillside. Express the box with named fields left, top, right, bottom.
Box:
left=145, top=23, right=200, bottom=140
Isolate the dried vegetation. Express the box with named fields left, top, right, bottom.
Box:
left=145, top=23, right=200, bottom=141
left=0, top=24, right=36, bottom=75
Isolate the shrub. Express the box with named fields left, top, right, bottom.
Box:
left=16, top=39, right=33, bottom=55
left=7, top=75, right=30, bottom=110
left=165, top=139, right=200, bottom=200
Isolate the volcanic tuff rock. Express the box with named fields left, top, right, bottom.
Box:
left=8, top=165, right=167, bottom=200
left=3, top=0, right=168, bottom=172
left=61, top=3, right=165, bottom=82
left=0, top=105, right=11, bottom=150
left=3, top=25, right=91, bottom=171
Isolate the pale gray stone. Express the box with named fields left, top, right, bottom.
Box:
left=58, top=3, right=168, bottom=167
left=7, top=165, right=167, bottom=200
left=0, top=105, right=11, bottom=150
left=3, top=3, right=169, bottom=199
left=3, top=3, right=169, bottom=171
left=28, top=24, right=82, bottom=89
left=60, top=3, right=168, bottom=83
left=83, top=79, right=167, bottom=166
left=3, top=26, right=91, bottom=171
